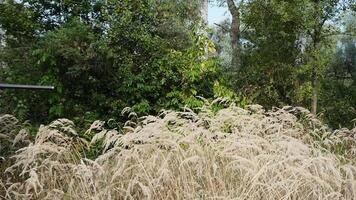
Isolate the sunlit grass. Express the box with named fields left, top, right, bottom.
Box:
left=1, top=102, right=355, bottom=199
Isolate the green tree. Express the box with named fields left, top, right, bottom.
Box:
left=211, top=0, right=355, bottom=128
left=236, top=0, right=308, bottom=107
left=0, top=0, right=222, bottom=124
left=318, top=13, right=356, bottom=128
left=212, top=0, right=244, bottom=75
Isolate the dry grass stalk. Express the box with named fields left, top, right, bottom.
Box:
left=1, top=104, right=355, bottom=199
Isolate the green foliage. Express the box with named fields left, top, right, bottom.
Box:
left=0, top=0, right=223, bottom=125
left=0, top=0, right=354, bottom=129
left=212, top=0, right=355, bottom=128
left=319, top=79, right=356, bottom=129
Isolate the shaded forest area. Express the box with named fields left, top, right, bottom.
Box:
left=0, top=0, right=355, bottom=129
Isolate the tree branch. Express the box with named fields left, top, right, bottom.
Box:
left=227, top=0, right=239, bottom=17
left=214, top=23, right=230, bottom=32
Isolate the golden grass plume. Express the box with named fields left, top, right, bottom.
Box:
left=1, top=103, right=356, bottom=199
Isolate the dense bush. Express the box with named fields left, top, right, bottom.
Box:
left=0, top=0, right=225, bottom=125
left=319, top=79, right=356, bottom=128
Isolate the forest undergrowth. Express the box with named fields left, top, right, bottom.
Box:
left=0, top=100, right=355, bottom=200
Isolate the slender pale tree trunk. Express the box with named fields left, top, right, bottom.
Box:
left=200, top=0, right=209, bottom=58
left=201, top=0, right=209, bottom=25
left=311, top=42, right=320, bottom=115
left=311, top=72, right=318, bottom=115
left=227, top=0, right=241, bottom=72
left=311, top=0, right=321, bottom=115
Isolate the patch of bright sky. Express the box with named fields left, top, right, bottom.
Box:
left=208, top=3, right=230, bottom=26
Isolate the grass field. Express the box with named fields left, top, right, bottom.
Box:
left=1, top=102, right=355, bottom=199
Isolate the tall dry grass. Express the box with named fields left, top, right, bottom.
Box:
left=1, top=102, right=355, bottom=200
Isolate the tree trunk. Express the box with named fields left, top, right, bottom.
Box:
left=200, top=0, right=209, bottom=25
left=311, top=0, right=321, bottom=115
left=311, top=72, right=318, bottom=115
left=199, top=0, right=209, bottom=58
left=231, top=15, right=241, bottom=72
left=227, top=0, right=241, bottom=72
